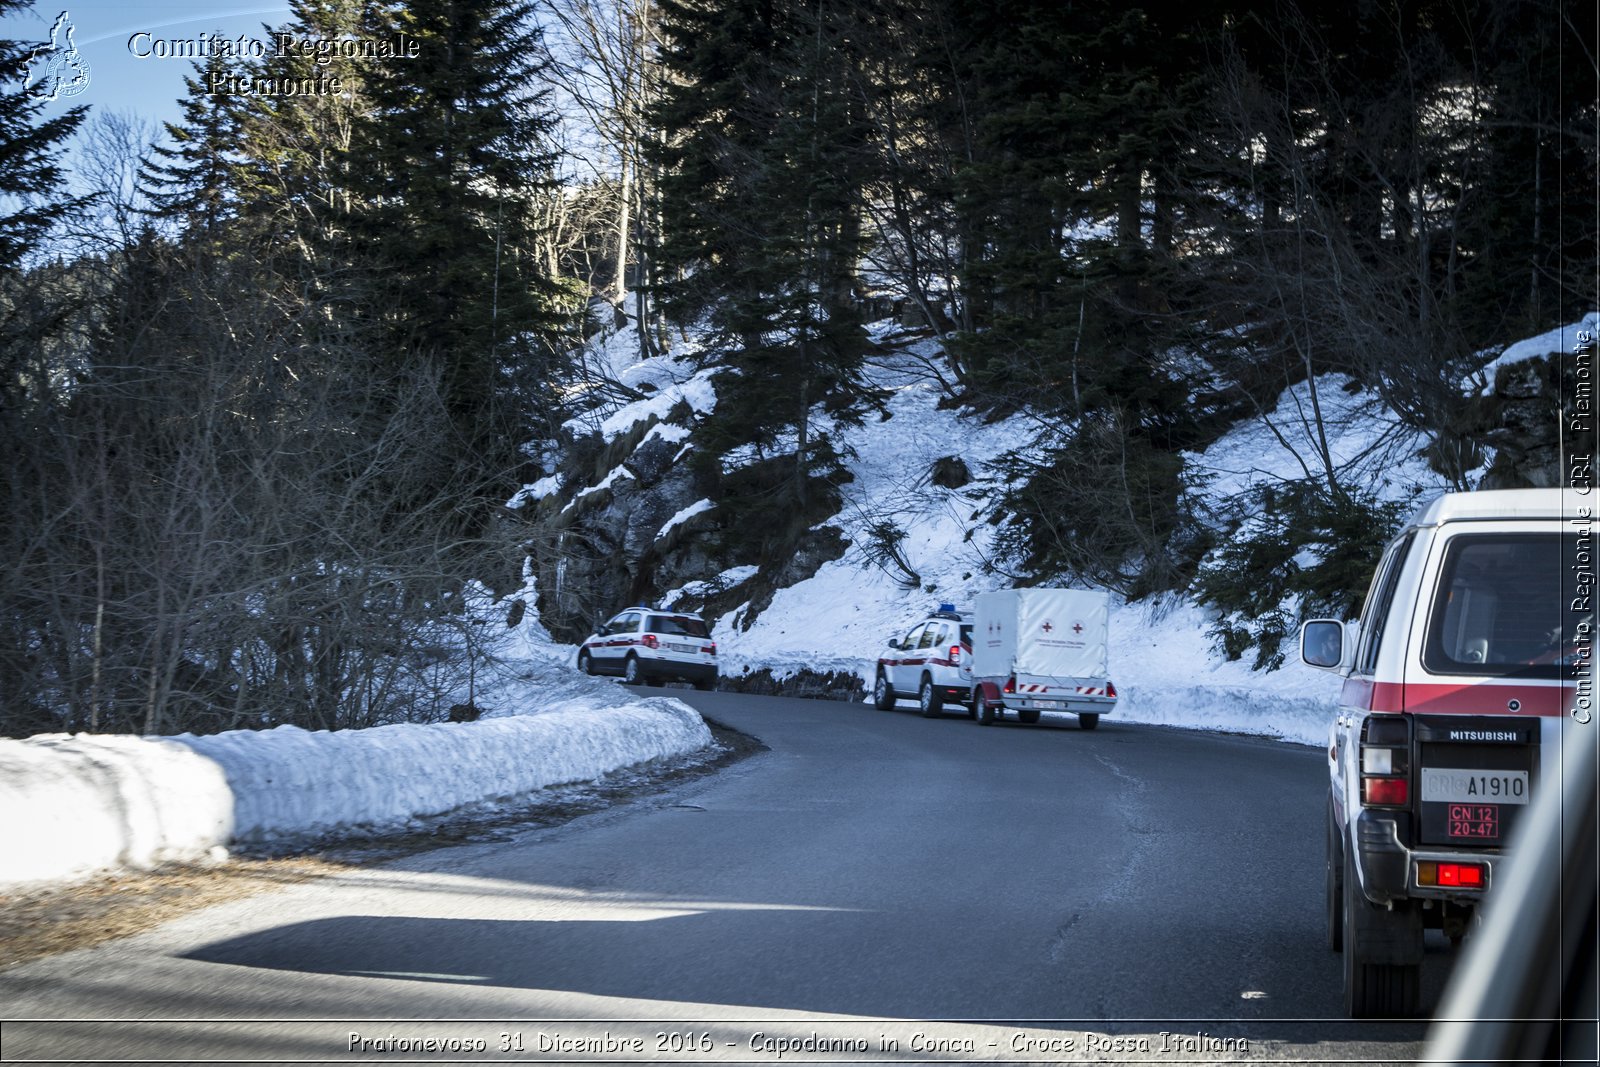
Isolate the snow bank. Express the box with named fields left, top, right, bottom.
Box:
left=176, top=698, right=711, bottom=841
left=1, top=696, right=712, bottom=889
left=0, top=734, right=233, bottom=887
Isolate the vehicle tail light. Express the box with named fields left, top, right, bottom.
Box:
left=1363, top=778, right=1409, bottom=805
left=641, top=634, right=658, bottom=649
left=703, top=642, right=716, bottom=655
left=949, top=645, right=961, bottom=665
left=1359, top=715, right=1410, bottom=809
left=1417, top=861, right=1485, bottom=888
left=1107, top=681, right=1117, bottom=699
left=1003, top=675, right=1016, bottom=694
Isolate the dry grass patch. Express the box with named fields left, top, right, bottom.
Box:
left=0, top=857, right=350, bottom=970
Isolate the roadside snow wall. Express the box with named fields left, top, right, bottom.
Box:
left=0, top=698, right=713, bottom=889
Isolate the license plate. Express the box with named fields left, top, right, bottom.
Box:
left=1420, top=768, right=1530, bottom=805
left=667, top=641, right=698, bottom=653
left=1447, top=804, right=1500, bottom=839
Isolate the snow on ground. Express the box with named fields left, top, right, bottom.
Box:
left=1475, top=311, right=1599, bottom=395
left=712, top=329, right=1455, bottom=748
left=0, top=577, right=713, bottom=889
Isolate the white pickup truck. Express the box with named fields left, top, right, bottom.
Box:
left=969, top=588, right=1117, bottom=728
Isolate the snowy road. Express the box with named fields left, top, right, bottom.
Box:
left=3, top=690, right=1443, bottom=1063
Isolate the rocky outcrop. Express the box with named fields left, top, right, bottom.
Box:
left=1479, top=346, right=1596, bottom=490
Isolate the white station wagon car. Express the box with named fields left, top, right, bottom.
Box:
left=578, top=607, right=718, bottom=690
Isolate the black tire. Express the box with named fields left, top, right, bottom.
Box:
left=966, top=699, right=977, bottom=720
left=622, top=654, right=645, bottom=686
left=1342, top=846, right=1422, bottom=1017
left=918, top=675, right=944, bottom=718
left=873, top=671, right=895, bottom=710
left=578, top=650, right=595, bottom=676
left=1327, top=796, right=1345, bottom=953
left=976, top=692, right=997, bottom=725
left=1078, top=712, right=1100, bottom=730
left=1017, top=708, right=1041, bottom=725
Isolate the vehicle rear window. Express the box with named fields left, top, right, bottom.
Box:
left=1422, top=533, right=1575, bottom=678
left=646, top=614, right=709, bottom=638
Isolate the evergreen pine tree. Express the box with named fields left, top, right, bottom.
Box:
left=653, top=0, right=878, bottom=520
left=350, top=0, right=573, bottom=468
left=137, top=55, right=244, bottom=239
left=233, top=0, right=373, bottom=259
left=0, top=0, right=88, bottom=270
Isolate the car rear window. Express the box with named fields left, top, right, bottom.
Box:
left=646, top=614, right=710, bottom=638
left=1422, top=533, right=1576, bottom=679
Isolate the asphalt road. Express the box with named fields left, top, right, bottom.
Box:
left=0, top=690, right=1446, bottom=1064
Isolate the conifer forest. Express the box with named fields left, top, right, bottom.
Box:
left=1, top=0, right=1594, bottom=737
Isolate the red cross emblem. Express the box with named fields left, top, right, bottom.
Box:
left=1072, top=623, right=1083, bottom=634
left=1042, top=621, right=1053, bottom=633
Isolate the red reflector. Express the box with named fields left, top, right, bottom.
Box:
left=1439, top=863, right=1485, bottom=888
left=642, top=634, right=658, bottom=649
left=1363, top=778, right=1409, bottom=806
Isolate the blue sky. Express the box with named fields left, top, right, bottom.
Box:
left=5, top=2, right=294, bottom=132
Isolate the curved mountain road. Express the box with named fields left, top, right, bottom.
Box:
left=1, top=689, right=1445, bottom=1063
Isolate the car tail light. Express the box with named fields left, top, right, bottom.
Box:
left=1359, top=715, right=1410, bottom=809
left=1003, top=675, right=1016, bottom=694
left=1417, top=861, right=1485, bottom=888
left=641, top=634, right=658, bottom=649
left=703, top=642, right=716, bottom=655
left=949, top=645, right=961, bottom=665
left=1106, top=681, right=1117, bottom=699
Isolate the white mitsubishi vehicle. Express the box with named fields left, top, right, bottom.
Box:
left=1301, top=488, right=1590, bottom=1018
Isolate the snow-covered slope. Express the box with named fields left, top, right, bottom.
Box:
left=707, top=324, right=1479, bottom=747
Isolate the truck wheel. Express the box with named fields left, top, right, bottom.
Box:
left=1078, top=713, right=1100, bottom=730
left=918, top=675, right=944, bottom=718
left=976, top=692, right=997, bottom=725
left=873, top=671, right=895, bottom=710
left=1017, top=708, right=1041, bottom=725
left=1342, top=846, right=1422, bottom=1017
left=1326, top=796, right=1344, bottom=952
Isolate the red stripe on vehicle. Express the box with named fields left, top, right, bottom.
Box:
left=1342, top=677, right=1571, bottom=717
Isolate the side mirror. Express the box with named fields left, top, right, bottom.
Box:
left=887, top=638, right=903, bottom=651
left=1301, top=618, right=1353, bottom=672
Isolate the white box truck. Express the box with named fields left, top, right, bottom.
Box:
left=970, top=588, right=1117, bottom=729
